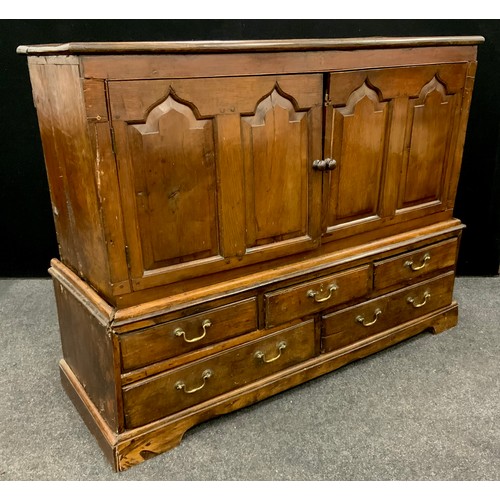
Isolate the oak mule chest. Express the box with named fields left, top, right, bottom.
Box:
left=18, top=36, right=483, bottom=471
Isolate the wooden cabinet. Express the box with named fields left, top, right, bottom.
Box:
left=18, top=36, right=483, bottom=471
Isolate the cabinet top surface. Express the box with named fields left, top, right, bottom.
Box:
left=17, top=36, right=484, bottom=55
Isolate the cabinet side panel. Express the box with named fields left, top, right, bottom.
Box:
left=446, top=62, right=478, bottom=209
left=28, top=59, right=113, bottom=297
left=51, top=269, right=121, bottom=432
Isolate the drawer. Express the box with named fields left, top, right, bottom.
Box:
left=322, top=271, right=455, bottom=353
left=374, top=238, right=458, bottom=292
left=120, top=298, right=257, bottom=371
left=123, top=320, right=315, bottom=428
left=265, top=265, right=371, bottom=327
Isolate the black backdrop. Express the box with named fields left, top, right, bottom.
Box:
left=2, top=19, right=499, bottom=277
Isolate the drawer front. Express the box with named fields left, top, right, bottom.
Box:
left=123, top=320, right=315, bottom=428
left=120, top=298, right=257, bottom=371
left=265, top=265, right=371, bottom=327
left=322, top=271, right=455, bottom=353
left=374, top=238, right=458, bottom=292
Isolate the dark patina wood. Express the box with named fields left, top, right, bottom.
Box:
left=19, top=36, right=482, bottom=471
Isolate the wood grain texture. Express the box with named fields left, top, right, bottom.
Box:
left=112, top=220, right=463, bottom=325
left=446, top=62, right=478, bottom=209
left=265, top=265, right=371, bottom=327
left=82, top=79, right=108, bottom=121
left=120, top=298, right=257, bottom=371
left=328, top=64, right=468, bottom=103
left=52, top=272, right=121, bottom=432
left=120, top=320, right=306, bottom=385
left=59, top=360, right=120, bottom=470
left=130, top=96, right=219, bottom=269
left=20, top=37, right=480, bottom=471
left=59, top=302, right=458, bottom=471
left=88, top=121, right=131, bottom=295
left=79, top=46, right=477, bottom=81
left=215, top=114, right=246, bottom=258
left=399, top=78, right=455, bottom=208
left=322, top=271, right=455, bottom=352
left=327, top=82, right=388, bottom=224
left=110, top=74, right=323, bottom=290
left=324, top=64, right=467, bottom=245
left=17, top=36, right=485, bottom=55
left=28, top=61, right=113, bottom=298
left=123, top=320, right=315, bottom=428
left=373, top=237, right=458, bottom=292
left=49, top=259, right=114, bottom=322
left=241, top=83, right=322, bottom=253
left=108, top=74, right=322, bottom=121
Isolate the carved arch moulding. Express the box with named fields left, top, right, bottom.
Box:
left=131, top=90, right=210, bottom=135
left=414, top=75, right=452, bottom=105
left=242, top=84, right=307, bottom=126
left=336, top=80, right=387, bottom=116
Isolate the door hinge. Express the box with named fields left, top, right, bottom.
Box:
left=110, top=126, right=117, bottom=155
left=324, top=92, right=332, bottom=107
left=124, top=245, right=131, bottom=270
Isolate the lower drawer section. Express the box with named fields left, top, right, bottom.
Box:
left=322, top=271, right=455, bottom=353
left=123, top=320, right=315, bottom=428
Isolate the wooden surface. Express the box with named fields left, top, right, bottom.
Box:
left=28, top=61, right=114, bottom=298
left=265, top=265, right=371, bottom=327
left=110, top=74, right=323, bottom=289
left=123, top=320, right=316, bottom=428
left=322, top=272, right=455, bottom=352
left=59, top=301, right=458, bottom=471
left=324, top=63, right=468, bottom=243
left=52, top=271, right=122, bottom=432
left=373, top=238, right=458, bottom=292
left=79, top=46, right=478, bottom=81
left=120, top=298, right=258, bottom=371
left=20, top=36, right=481, bottom=471
left=17, top=36, right=484, bottom=55
left=22, top=42, right=478, bottom=306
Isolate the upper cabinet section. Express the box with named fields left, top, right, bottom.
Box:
left=20, top=37, right=481, bottom=303
left=108, top=75, right=323, bottom=290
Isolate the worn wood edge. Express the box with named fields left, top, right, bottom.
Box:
left=16, top=36, right=485, bottom=56
left=112, top=220, right=464, bottom=326
left=446, top=61, right=479, bottom=210
left=49, top=259, right=115, bottom=325
left=59, top=359, right=120, bottom=470
left=25, top=55, right=80, bottom=65
left=112, top=302, right=459, bottom=470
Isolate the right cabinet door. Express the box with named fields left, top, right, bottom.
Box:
left=323, top=63, right=469, bottom=243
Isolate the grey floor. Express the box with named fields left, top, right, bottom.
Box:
left=0, top=277, right=499, bottom=481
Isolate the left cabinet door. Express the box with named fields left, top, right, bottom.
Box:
left=108, top=75, right=323, bottom=290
